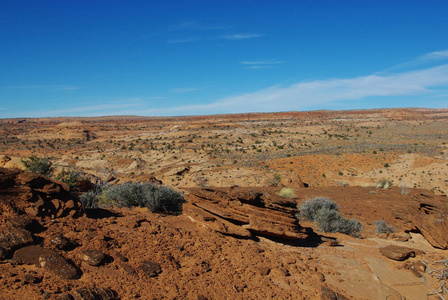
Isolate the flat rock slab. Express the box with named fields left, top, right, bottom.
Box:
left=380, top=245, right=425, bottom=261
left=13, top=245, right=79, bottom=279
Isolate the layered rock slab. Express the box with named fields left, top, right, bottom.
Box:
left=184, top=187, right=313, bottom=240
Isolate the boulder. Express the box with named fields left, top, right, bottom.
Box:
left=379, top=245, right=425, bottom=261
left=13, top=245, right=79, bottom=279
left=39, top=253, right=79, bottom=279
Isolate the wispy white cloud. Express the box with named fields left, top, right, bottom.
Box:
left=171, top=88, right=200, bottom=93
left=15, top=99, right=144, bottom=118
left=384, top=49, right=448, bottom=73
left=241, top=59, right=285, bottom=69
left=419, top=50, right=448, bottom=61
left=145, top=64, right=448, bottom=116
left=220, top=33, right=263, bottom=40
left=4, top=85, right=81, bottom=91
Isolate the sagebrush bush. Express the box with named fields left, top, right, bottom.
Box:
left=103, top=182, right=184, bottom=213
left=279, top=187, right=296, bottom=198
left=21, top=155, right=54, bottom=177
left=79, top=190, right=100, bottom=209
left=374, top=220, right=395, bottom=234
left=56, top=167, right=85, bottom=193
left=299, top=197, right=362, bottom=237
left=299, top=197, right=338, bottom=222
left=375, top=178, right=392, bottom=189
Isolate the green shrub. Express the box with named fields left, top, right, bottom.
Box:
left=299, top=197, right=362, bottom=237
left=21, top=155, right=54, bottom=177
left=79, top=190, right=100, bottom=209
left=374, top=220, right=395, bottom=234
left=279, top=187, right=296, bottom=198
left=103, top=182, right=184, bottom=213
left=55, top=167, right=85, bottom=193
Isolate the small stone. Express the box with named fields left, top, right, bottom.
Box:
left=23, top=274, right=41, bottom=284
left=115, top=253, right=128, bottom=262
left=119, top=262, right=136, bottom=275
left=51, top=234, right=74, bottom=250
left=201, top=261, right=211, bottom=273
left=140, top=260, right=162, bottom=277
left=258, top=267, right=271, bottom=276
left=78, top=250, right=105, bottom=266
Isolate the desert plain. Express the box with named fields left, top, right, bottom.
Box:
left=1, top=107, right=448, bottom=299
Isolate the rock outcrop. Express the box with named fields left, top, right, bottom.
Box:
left=184, top=187, right=316, bottom=242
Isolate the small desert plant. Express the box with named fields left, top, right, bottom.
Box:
left=79, top=190, right=100, bottom=209
left=279, top=187, right=296, bottom=198
left=375, top=178, right=393, bottom=189
left=102, top=182, right=184, bottom=213
left=21, top=155, right=54, bottom=177
left=299, top=197, right=362, bottom=237
left=56, top=167, right=85, bottom=193
left=299, top=197, right=338, bottom=222
left=374, top=220, right=395, bottom=234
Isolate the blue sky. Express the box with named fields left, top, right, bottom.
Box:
left=1, top=0, right=448, bottom=118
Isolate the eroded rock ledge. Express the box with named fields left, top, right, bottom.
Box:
left=184, top=186, right=316, bottom=242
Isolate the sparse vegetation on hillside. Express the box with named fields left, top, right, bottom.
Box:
left=299, top=197, right=362, bottom=237
left=55, top=167, right=85, bottom=193
left=21, top=155, right=54, bottom=177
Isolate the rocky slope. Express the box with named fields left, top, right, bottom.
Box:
left=1, top=167, right=448, bottom=299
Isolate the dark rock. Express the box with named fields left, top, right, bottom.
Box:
left=115, top=253, right=128, bottom=262
left=69, top=287, right=96, bottom=300
left=39, top=253, right=79, bottom=279
left=380, top=245, right=425, bottom=261
left=23, top=274, right=41, bottom=284
left=140, top=260, right=162, bottom=277
left=0, top=227, right=34, bottom=260
left=78, top=250, right=105, bottom=266
left=14, top=245, right=79, bottom=279
left=200, top=261, right=211, bottom=273
left=6, top=215, right=34, bottom=229
left=258, top=267, right=271, bottom=276
left=119, top=262, right=136, bottom=275
left=13, top=245, right=55, bottom=265
left=321, top=286, right=349, bottom=300
left=51, top=234, right=75, bottom=250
